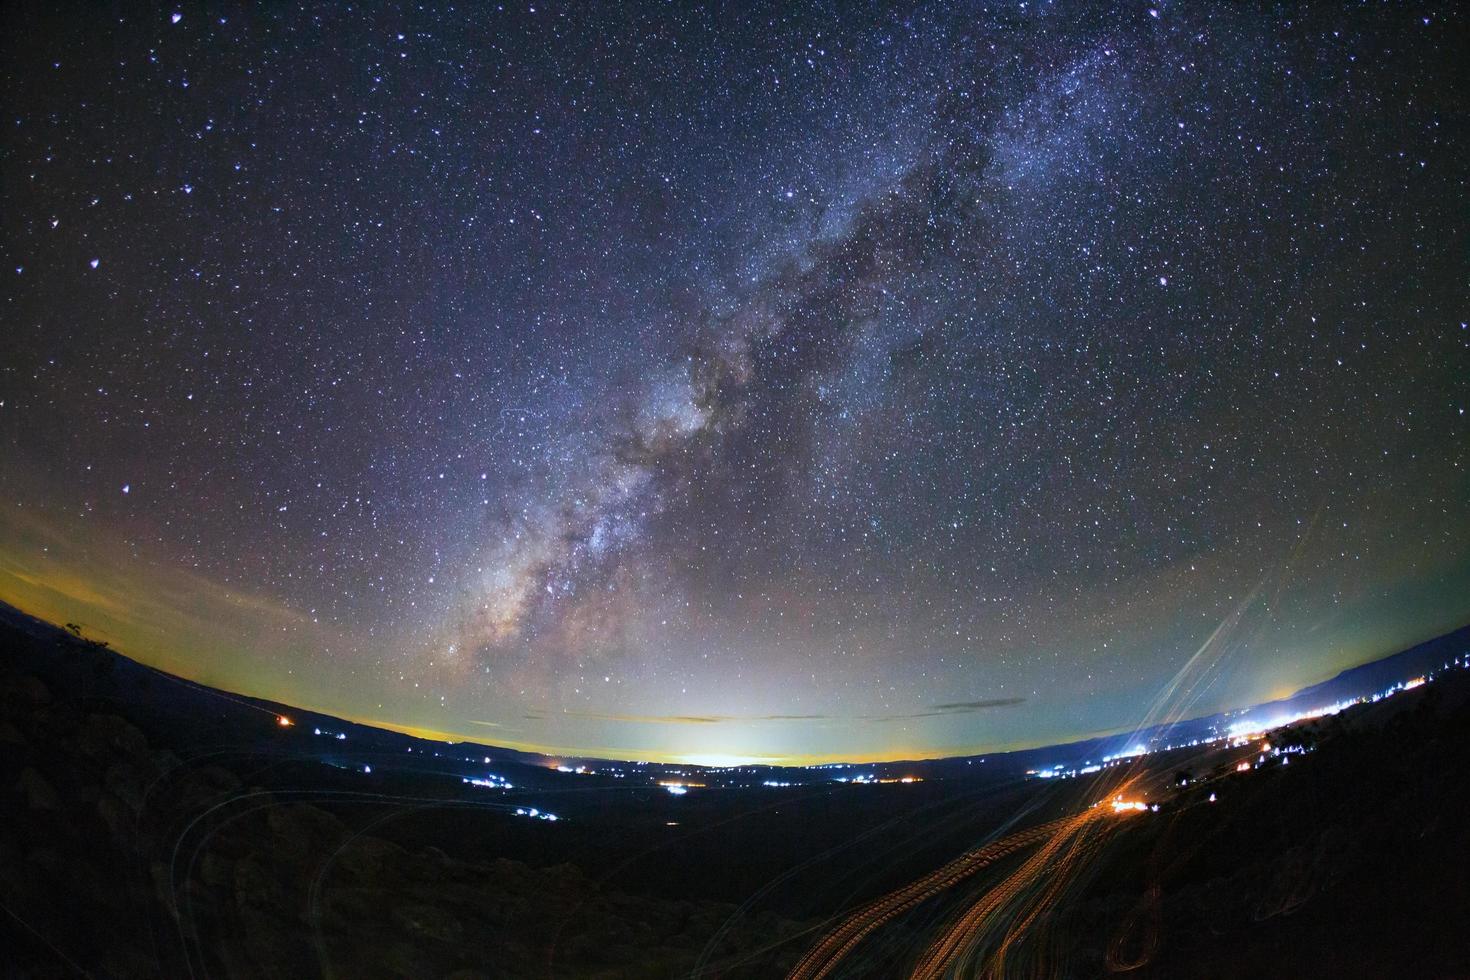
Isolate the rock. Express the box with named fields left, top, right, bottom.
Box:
left=384, top=940, right=453, bottom=978
left=76, top=714, right=148, bottom=759
left=315, top=883, right=384, bottom=928
left=176, top=765, right=243, bottom=811
left=234, top=855, right=291, bottom=914
left=265, top=803, right=345, bottom=866
left=546, top=861, right=585, bottom=881
left=200, top=851, right=235, bottom=888
left=97, top=790, right=134, bottom=839
left=99, top=945, right=161, bottom=979
left=0, top=674, right=50, bottom=705
left=148, top=861, right=177, bottom=916
left=17, top=767, right=61, bottom=810
left=24, top=844, right=119, bottom=919
left=234, top=902, right=306, bottom=976
left=266, top=802, right=344, bottom=843
left=391, top=902, right=464, bottom=944
left=150, top=748, right=182, bottom=773
left=105, top=759, right=151, bottom=813
left=336, top=835, right=405, bottom=881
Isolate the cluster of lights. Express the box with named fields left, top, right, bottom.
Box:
left=1228, top=673, right=1439, bottom=740
left=833, top=774, right=922, bottom=785
left=513, top=807, right=560, bottom=822
left=1227, top=738, right=1312, bottom=776
left=463, top=773, right=514, bottom=790
left=1029, top=762, right=1109, bottom=780
left=548, top=761, right=631, bottom=779
left=1032, top=664, right=1463, bottom=783
left=660, top=780, right=705, bottom=795
left=312, top=727, right=348, bottom=741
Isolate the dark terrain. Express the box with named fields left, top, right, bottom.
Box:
left=2, top=604, right=1468, bottom=978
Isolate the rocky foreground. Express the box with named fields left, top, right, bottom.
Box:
left=0, top=629, right=804, bottom=979
left=6, top=608, right=1470, bottom=979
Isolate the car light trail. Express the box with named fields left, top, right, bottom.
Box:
left=786, top=813, right=1090, bottom=980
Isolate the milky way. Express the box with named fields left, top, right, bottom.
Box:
left=2, top=2, right=1466, bottom=762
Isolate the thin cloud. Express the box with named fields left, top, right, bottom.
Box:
left=930, top=698, right=1027, bottom=712
left=865, top=697, right=1026, bottom=722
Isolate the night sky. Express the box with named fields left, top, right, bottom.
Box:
left=2, top=2, right=1466, bottom=764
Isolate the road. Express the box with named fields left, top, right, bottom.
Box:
left=786, top=812, right=1090, bottom=980
left=788, top=769, right=1168, bottom=980
left=906, top=809, right=1116, bottom=979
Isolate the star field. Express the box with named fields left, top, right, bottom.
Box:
left=1, top=1, right=1466, bottom=763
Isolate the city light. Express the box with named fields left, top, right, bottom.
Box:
left=1028, top=662, right=1465, bottom=784
left=658, top=780, right=703, bottom=794
left=463, top=773, right=514, bottom=790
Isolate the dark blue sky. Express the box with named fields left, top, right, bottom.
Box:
left=2, top=1, right=1466, bottom=762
